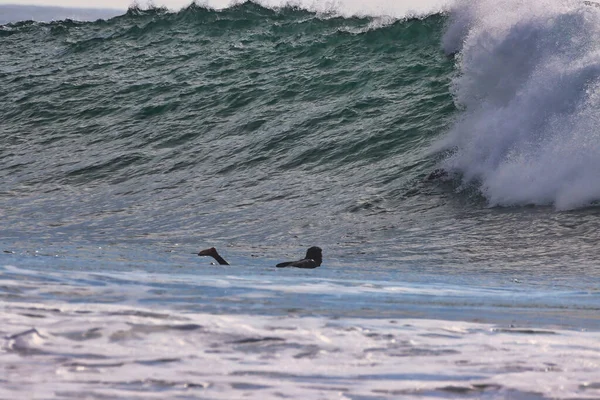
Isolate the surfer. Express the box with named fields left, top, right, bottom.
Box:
left=197, top=246, right=323, bottom=269
left=276, top=246, right=322, bottom=269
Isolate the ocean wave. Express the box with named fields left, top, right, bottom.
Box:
left=1, top=0, right=457, bottom=246
left=1, top=2, right=452, bottom=183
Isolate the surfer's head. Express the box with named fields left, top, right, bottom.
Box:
left=305, top=246, right=322, bottom=266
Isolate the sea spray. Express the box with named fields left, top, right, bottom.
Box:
left=437, top=0, right=600, bottom=209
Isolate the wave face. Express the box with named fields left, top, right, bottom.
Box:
left=0, top=3, right=456, bottom=247
left=437, top=0, right=600, bottom=210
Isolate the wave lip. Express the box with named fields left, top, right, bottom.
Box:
left=0, top=0, right=450, bottom=26
left=0, top=5, right=123, bottom=25
left=437, top=0, right=600, bottom=210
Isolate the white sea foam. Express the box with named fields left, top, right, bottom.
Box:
left=436, top=0, right=600, bottom=210
left=249, top=0, right=449, bottom=18
left=2, top=301, right=600, bottom=399
left=1, top=262, right=600, bottom=399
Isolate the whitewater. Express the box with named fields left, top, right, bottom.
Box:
left=2, top=0, right=600, bottom=399
left=436, top=0, right=600, bottom=210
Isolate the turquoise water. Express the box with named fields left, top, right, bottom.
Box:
left=2, top=2, right=600, bottom=399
